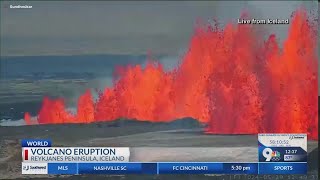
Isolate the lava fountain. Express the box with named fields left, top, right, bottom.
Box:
left=25, top=8, right=318, bottom=140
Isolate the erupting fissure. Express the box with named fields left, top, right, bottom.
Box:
left=25, top=9, right=318, bottom=140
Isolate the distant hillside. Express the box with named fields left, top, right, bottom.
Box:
left=0, top=54, right=147, bottom=79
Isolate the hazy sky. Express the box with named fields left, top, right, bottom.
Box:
left=0, top=1, right=318, bottom=56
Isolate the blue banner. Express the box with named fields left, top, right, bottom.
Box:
left=158, top=162, right=223, bottom=174
left=223, top=163, right=258, bottom=174
left=77, top=163, right=157, bottom=174
left=48, top=163, right=78, bottom=174
left=258, top=162, right=307, bottom=174
left=21, top=139, right=51, bottom=147
left=46, top=162, right=307, bottom=175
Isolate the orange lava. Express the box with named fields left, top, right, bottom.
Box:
left=25, top=9, right=318, bottom=140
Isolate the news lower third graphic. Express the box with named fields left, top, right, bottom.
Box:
left=258, top=134, right=307, bottom=174
left=21, top=135, right=308, bottom=175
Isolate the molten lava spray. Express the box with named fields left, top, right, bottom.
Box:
left=25, top=9, right=318, bottom=140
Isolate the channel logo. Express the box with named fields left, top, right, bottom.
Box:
left=262, top=148, right=281, bottom=162
left=289, top=135, right=305, bottom=140
left=22, top=165, right=29, bottom=171
left=21, top=163, right=48, bottom=174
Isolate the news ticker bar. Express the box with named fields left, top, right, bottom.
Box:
left=22, top=162, right=307, bottom=175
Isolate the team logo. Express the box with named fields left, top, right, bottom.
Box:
left=262, top=148, right=281, bottom=161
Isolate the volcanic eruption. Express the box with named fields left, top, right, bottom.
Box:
left=24, top=8, right=318, bottom=140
